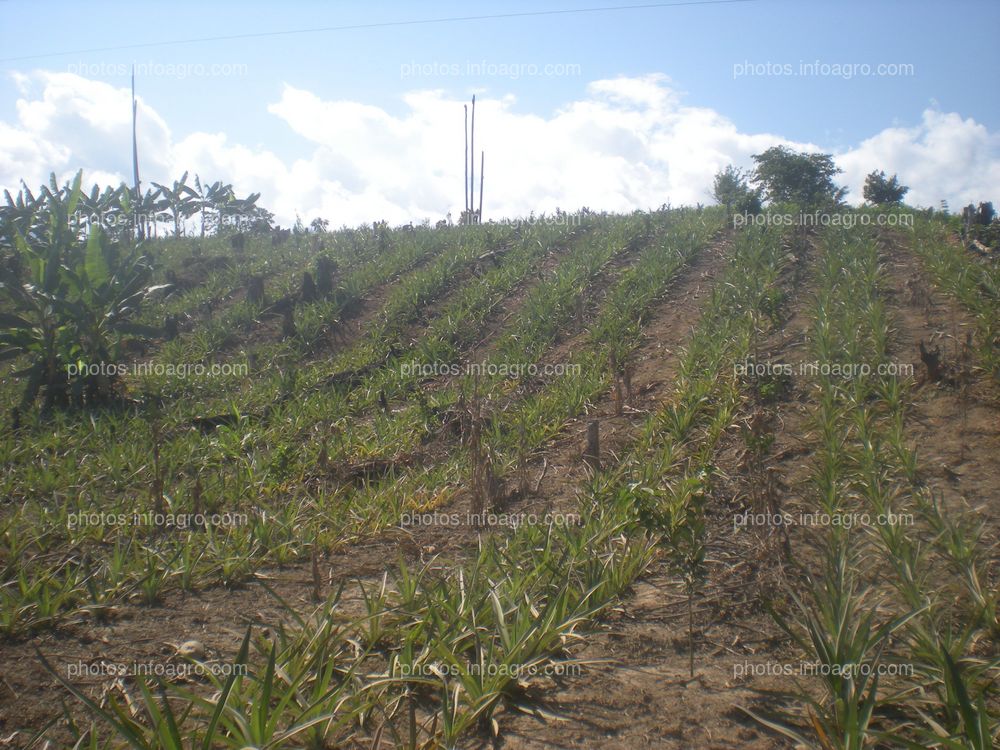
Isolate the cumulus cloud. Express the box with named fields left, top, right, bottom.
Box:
left=0, top=70, right=997, bottom=225
left=836, top=110, right=1000, bottom=209
left=2, top=72, right=172, bottom=194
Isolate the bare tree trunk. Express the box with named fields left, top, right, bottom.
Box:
left=470, top=95, right=476, bottom=222
left=478, top=151, right=484, bottom=222
left=688, top=586, right=695, bottom=678
left=131, top=66, right=144, bottom=241
left=464, top=104, right=469, bottom=216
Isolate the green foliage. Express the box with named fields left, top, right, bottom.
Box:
left=909, top=218, right=999, bottom=376
left=713, top=164, right=762, bottom=218
left=6, top=206, right=998, bottom=748
left=150, top=172, right=199, bottom=237
left=751, top=145, right=846, bottom=207
left=0, top=172, right=159, bottom=411
left=862, top=169, right=909, bottom=205
left=748, top=223, right=1000, bottom=748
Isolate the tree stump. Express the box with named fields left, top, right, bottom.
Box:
left=230, top=232, right=246, bottom=255
left=247, top=275, right=265, bottom=306
left=315, top=256, right=337, bottom=298
left=281, top=308, right=297, bottom=339
left=919, top=340, right=943, bottom=382
left=163, top=314, right=179, bottom=341
left=583, top=420, right=600, bottom=471
left=300, top=271, right=317, bottom=302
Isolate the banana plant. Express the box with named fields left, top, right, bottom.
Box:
left=193, top=175, right=235, bottom=237
left=0, top=171, right=160, bottom=411
left=0, top=172, right=86, bottom=410
left=57, top=225, right=160, bottom=400
left=72, top=182, right=126, bottom=242
left=128, top=185, right=166, bottom=240
left=0, top=182, right=45, bottom=251
left=151, top=172, right=199, bottom=237
left=224, top=191, right=262, bottom=234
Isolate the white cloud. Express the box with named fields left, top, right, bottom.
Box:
left=835, top=109, right=1000, bottom=209
left=2, top=72, right=172, bottom=193
left=1, top=71, right=997, bottom=226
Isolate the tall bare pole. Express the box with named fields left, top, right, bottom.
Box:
left=131, top=65, right=143, bottom=240
left=463, top=104, right=469, bottom=215
left=469, top=95, right=476, bottom=222
left=478, top=151, right=484, bottom=220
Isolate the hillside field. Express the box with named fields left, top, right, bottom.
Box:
left=1, top=206, right=999, bottom=748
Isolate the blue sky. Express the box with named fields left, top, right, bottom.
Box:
left=1, top=0, right=997, bottom=225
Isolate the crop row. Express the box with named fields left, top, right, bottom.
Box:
left=755, top=225, right=998, bottom=748
left=907, top=218, right=999, bottom=376
left=48, top=216, right=799, bottom=749
left=0, top=211, right=667, bottom=635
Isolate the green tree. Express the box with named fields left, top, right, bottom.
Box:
left=713, top=165, right=762, bottom=219
left=751, top=146, right=846, bottom=207
left=862, top=170, right=909, bottom=205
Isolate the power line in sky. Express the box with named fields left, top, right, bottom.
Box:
left=0, top=0, right=756, bottom=63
